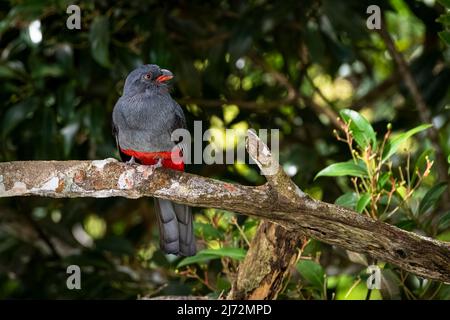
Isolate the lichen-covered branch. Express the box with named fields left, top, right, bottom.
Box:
left=227, top=131, right=308, bottom=299
left=0, top=131, right=449, bottom=284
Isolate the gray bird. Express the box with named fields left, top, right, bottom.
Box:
left=112, top=64, right=196, bottom=256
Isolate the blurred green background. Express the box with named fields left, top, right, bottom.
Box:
left=0, top=0, right=449, bottom=299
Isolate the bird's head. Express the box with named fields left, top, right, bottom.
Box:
left=123, top=64, right=173, bottom=95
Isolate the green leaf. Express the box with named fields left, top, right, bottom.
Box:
left=436, top=230, right=450, bottom=242
left=31, top=64, right=65, bottom=78
left=339, top=109, right=376, bottom=149
left=177, top=254, right=217, bottom=268
left=315, top=161, right=368, bottom=179
left=0, top=64, right=21, bottom=79
left=439, top=31, right=450, bottom=46
left=177, top=247, right=246, bottom=268
left=194, top=222, right=223, bottom=240
left=438, top=285, right=450, bottom=300
left=335, top=192, right=358, bottom=209
left=216, top=276, right=231, bottom=291
left=382, top=124, right=432, bottom=162
left=1, top=99, right=38, bottom=138
left=378, top=172, right=391, bottom=189
left=396, top=219, right=416, bottom=231
left=437, top=0, right=450, bottom=9
left=413, top=149, right=433, bottom=183
left=296, top=260, right=325, bottom=289
left=438, top=212, right=450, bottom=231
left=437, top=13, right=450, bottom=25
left=396, top=185, right=407, bottom=200
left=89, top=16, right=111, bottom=67
left=356, top=193, right=371, bottom=213
left=199, top=248, right=246, bottom=260
left=419, top=182, right=447, bottom=215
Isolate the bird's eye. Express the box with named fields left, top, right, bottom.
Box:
left=143, top=73, right=152, bottom=80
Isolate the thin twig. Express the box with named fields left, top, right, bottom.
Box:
left=377, top=20, right=449, bottom=204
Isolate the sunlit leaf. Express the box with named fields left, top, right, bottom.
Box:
left=177, top=247, right=246, bottom=268
left=377, top=172, right=391, bottom=189
left=200, top=248, right=246, bottom=259
left=382, top=124, right=432, bottom=162
left=176, top=254, right=217, bottom=268
left=396, top=186, right=407, bottom=200
left=194, top=222, right=223, bottom=240
left=356, top=193, right=371, bottom=213
left=339, top=109, right=376, bottom=149
left=315, top=161, right=368, bottom=179
left=436, top=230, right=450, bottom=242
left=305, top=186, right=323, bottom=200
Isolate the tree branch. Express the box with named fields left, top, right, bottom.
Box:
left=178, top=97, right=289, bottom=111
left=227, top=221, right=305, bottom=299
left=227, top=130, right=307, bottom=299
left=0, top=131, right=449, bottom=284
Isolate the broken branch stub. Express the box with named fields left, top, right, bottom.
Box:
left=0, top=131, right=449, bottom=283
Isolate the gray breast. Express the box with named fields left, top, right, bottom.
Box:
left=114, top=93, right=178, bottom=152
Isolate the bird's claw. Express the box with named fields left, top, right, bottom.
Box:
left=126, top=156, right=137, bottom=165
left=126, top=157, right=162, bottom=169
left=151, top=158, right=163, bottom=169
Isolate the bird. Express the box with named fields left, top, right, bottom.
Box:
left=112, top=64, right=196, bottom=256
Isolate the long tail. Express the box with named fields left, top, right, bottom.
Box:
left=154, top=199, right=196, bottom=256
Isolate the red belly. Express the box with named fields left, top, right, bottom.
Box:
left=120, top=148, right=184, bottom=171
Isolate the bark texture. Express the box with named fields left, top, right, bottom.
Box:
left=228, top=222, right=305, bottom=299
left=0, top=130, right=449, bottom=284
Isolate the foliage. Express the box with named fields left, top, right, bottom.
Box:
left=0, top=0, right=449, bottom=299
left=437, top=0, right=450, bottom=45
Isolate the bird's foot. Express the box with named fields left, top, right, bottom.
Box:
left=150, top=158, right=163, bottom=169
left=126, top=156, right=137, bottom=165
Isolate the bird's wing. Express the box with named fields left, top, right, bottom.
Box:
left=112, top=99, right=132, bottom=162
left=112, top=119, right=119, bottom=146
left=169, top=101, right=189, bottom=156
left=170, top=101, right=187, bottom=131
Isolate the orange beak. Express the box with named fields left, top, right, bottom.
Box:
left=155, top=69, right=173, bottom=83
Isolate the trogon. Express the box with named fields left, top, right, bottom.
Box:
left=112, top=64, right=196, bottom=256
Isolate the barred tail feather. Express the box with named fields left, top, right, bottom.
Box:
left=154, top=198, right=196, bottom=256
